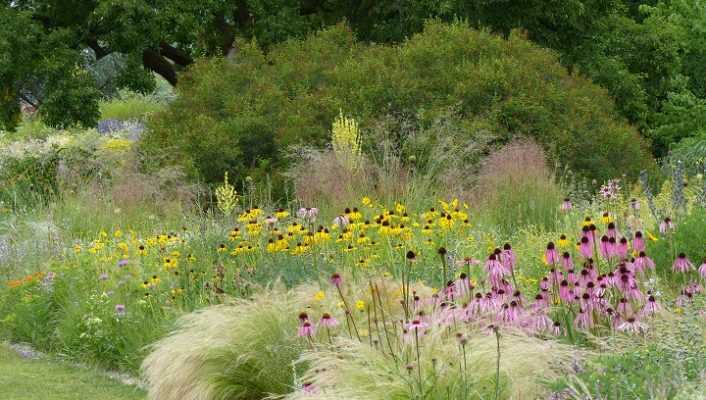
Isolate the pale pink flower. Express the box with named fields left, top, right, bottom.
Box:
left=673, top=253, right=694, bottom=273
left=632, top=231, right=645, bottom=252
left=617, top=317, right=647, bottom=334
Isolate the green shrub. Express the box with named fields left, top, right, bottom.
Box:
left=142, top=22, right=655, bottom=195
left=99, top=90, right=169, bottom=121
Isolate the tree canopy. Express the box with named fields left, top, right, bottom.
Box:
left=1, top=0, right=705, bottom=159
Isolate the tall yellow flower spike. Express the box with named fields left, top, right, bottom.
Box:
left=331, top=109, right=362, bottom=171
left=215, top=172, right=238, bottom=216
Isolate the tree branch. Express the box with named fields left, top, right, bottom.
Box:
left=159, top=42, right=193, bottom=66
left=142, top=49, right=178, bottom=86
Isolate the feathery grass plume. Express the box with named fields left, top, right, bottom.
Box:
left=141, top=285, right=308, bottom=400
left=215, top=171, right=237, bottom=216
left=285, top=330, right=584, bottom=400
left=474, top=138, right=563, bottom=234
left=331, top=110, right=362, bottom=172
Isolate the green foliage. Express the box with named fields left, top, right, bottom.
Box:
left=99, top=91, right=168, bottom=121
left=552, top=301, right=706, bottom=399
left=651, top=90, right=706, bottom=158
left=647, top=207, right=706, bottom=284
left=143, top=22, right=654, bottom=193
left=0, top=8, right=100, bottom=130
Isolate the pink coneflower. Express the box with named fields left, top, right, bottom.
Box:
left=574, top=308, right=593, bottom=330
left=567, top=269, right=577, bottom=284
left=330, top=272, right=342, bottom=287
left=641, top=295, right=661, bottom=316
left=560, top=198, right=573, bottom=211
left=699, top=260, right=706, bottom=279
left=544, top=242, right=559, bottom=265
left=264, top=215, right=278, bottom=225
left=673, top=253, right=694, bottom=273
left=115, top=304, right=126, bottom=317
left=532, top=293, right=549, bottom=310
left=332, top=215, right=349, bottom=228
left=685, top=282, right=704, bottom=295
left=676, top=291, right=693, bottom=306
left=456, top=273, right=473, bottom=298
left=99, top=272, right=109, bottom=281
left=501, top=243, right=516, bottom=273
left=559, top=280, right=572, bottom=302
left=298, top=321, right=315, bottom=337
left=617, top=237, right=629, bottom=259
left=297, top=207, right=319, bottom=220
left=117, top=259, right=129, bottom=268
left=579, top=236, right=593, bottom=258
left=552, top=321, right=562, bottom=336
left=617, top=317, right=647, bottom=334
left=302, top=382, right=318, bottom=394
left=498, top=300, right=520, bottom=323
left=633, top=252, right=655, bottom=272
left=632, top=231, right=645, bottom=252
left=457, top=257, right=481, bottom=267
left=406, top=319, right=429, bottom=332
left=468, top=293, right=483, bottom=315
left=320, top=313, right=339, bottom=327
left=531, top=313, right=553, bottom=333
left=481, top=292, right=499, bottom=312
left=589, top=224, right=598, bottom=243
left=659, top=217, right=674, bottom=234
left=550, top=268, right=563, bottom=285
left=578, top=269, right=592, bottom=287
left=617, top=298, right=632, bottom=316
left=629, top=198, right=640, bottom=210
left=607, top=222, right=617, bottom=239
left=560, top=252, right=573, bottom=271
left=599, top=236, right=610, bottom=259
left=540, top=276, right=550, bottom=291
left=485, top=254, right=504, bottom=287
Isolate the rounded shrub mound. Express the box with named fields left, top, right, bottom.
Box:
left=142, top=21, right=654, bottom=189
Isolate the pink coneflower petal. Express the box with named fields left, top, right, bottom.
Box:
left=672, top=253, right=694, bottom=273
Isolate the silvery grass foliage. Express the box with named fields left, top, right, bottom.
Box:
left=285, top=332, right=583, bottom=400
left=143, top=276, right=585, bottom=400
left=141, top=284, right=309, bottom=400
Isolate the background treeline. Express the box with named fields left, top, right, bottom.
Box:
left=1, top=0, right=704, bottom=193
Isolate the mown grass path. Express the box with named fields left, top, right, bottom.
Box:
left=0, top=344, right=145, bottom=400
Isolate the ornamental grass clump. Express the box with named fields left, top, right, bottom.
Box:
left=141, top=285, right=308, bottom=400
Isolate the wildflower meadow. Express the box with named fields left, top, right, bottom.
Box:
left=2, top=6, right=706, bottom=400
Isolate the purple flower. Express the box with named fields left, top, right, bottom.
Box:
left=319, top=313, right=339, bottom=328
left=329, top=273, right=342, bottom=287
left=115, top=304, right=126, bottom=317
left=544, top=242, right=559, bottom=265
left=298, top=321, right=315, bottom=337
left=673, top=253, right=694, bottom=273
left=117, top=259, right=129, bottom=268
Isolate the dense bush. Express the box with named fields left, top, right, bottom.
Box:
left=142, top=22, right=655, bottom=193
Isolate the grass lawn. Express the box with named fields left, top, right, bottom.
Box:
left=0, top=344, right=145, bottom=400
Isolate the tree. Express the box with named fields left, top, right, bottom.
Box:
left=0, top=0, right=324, bottom=129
